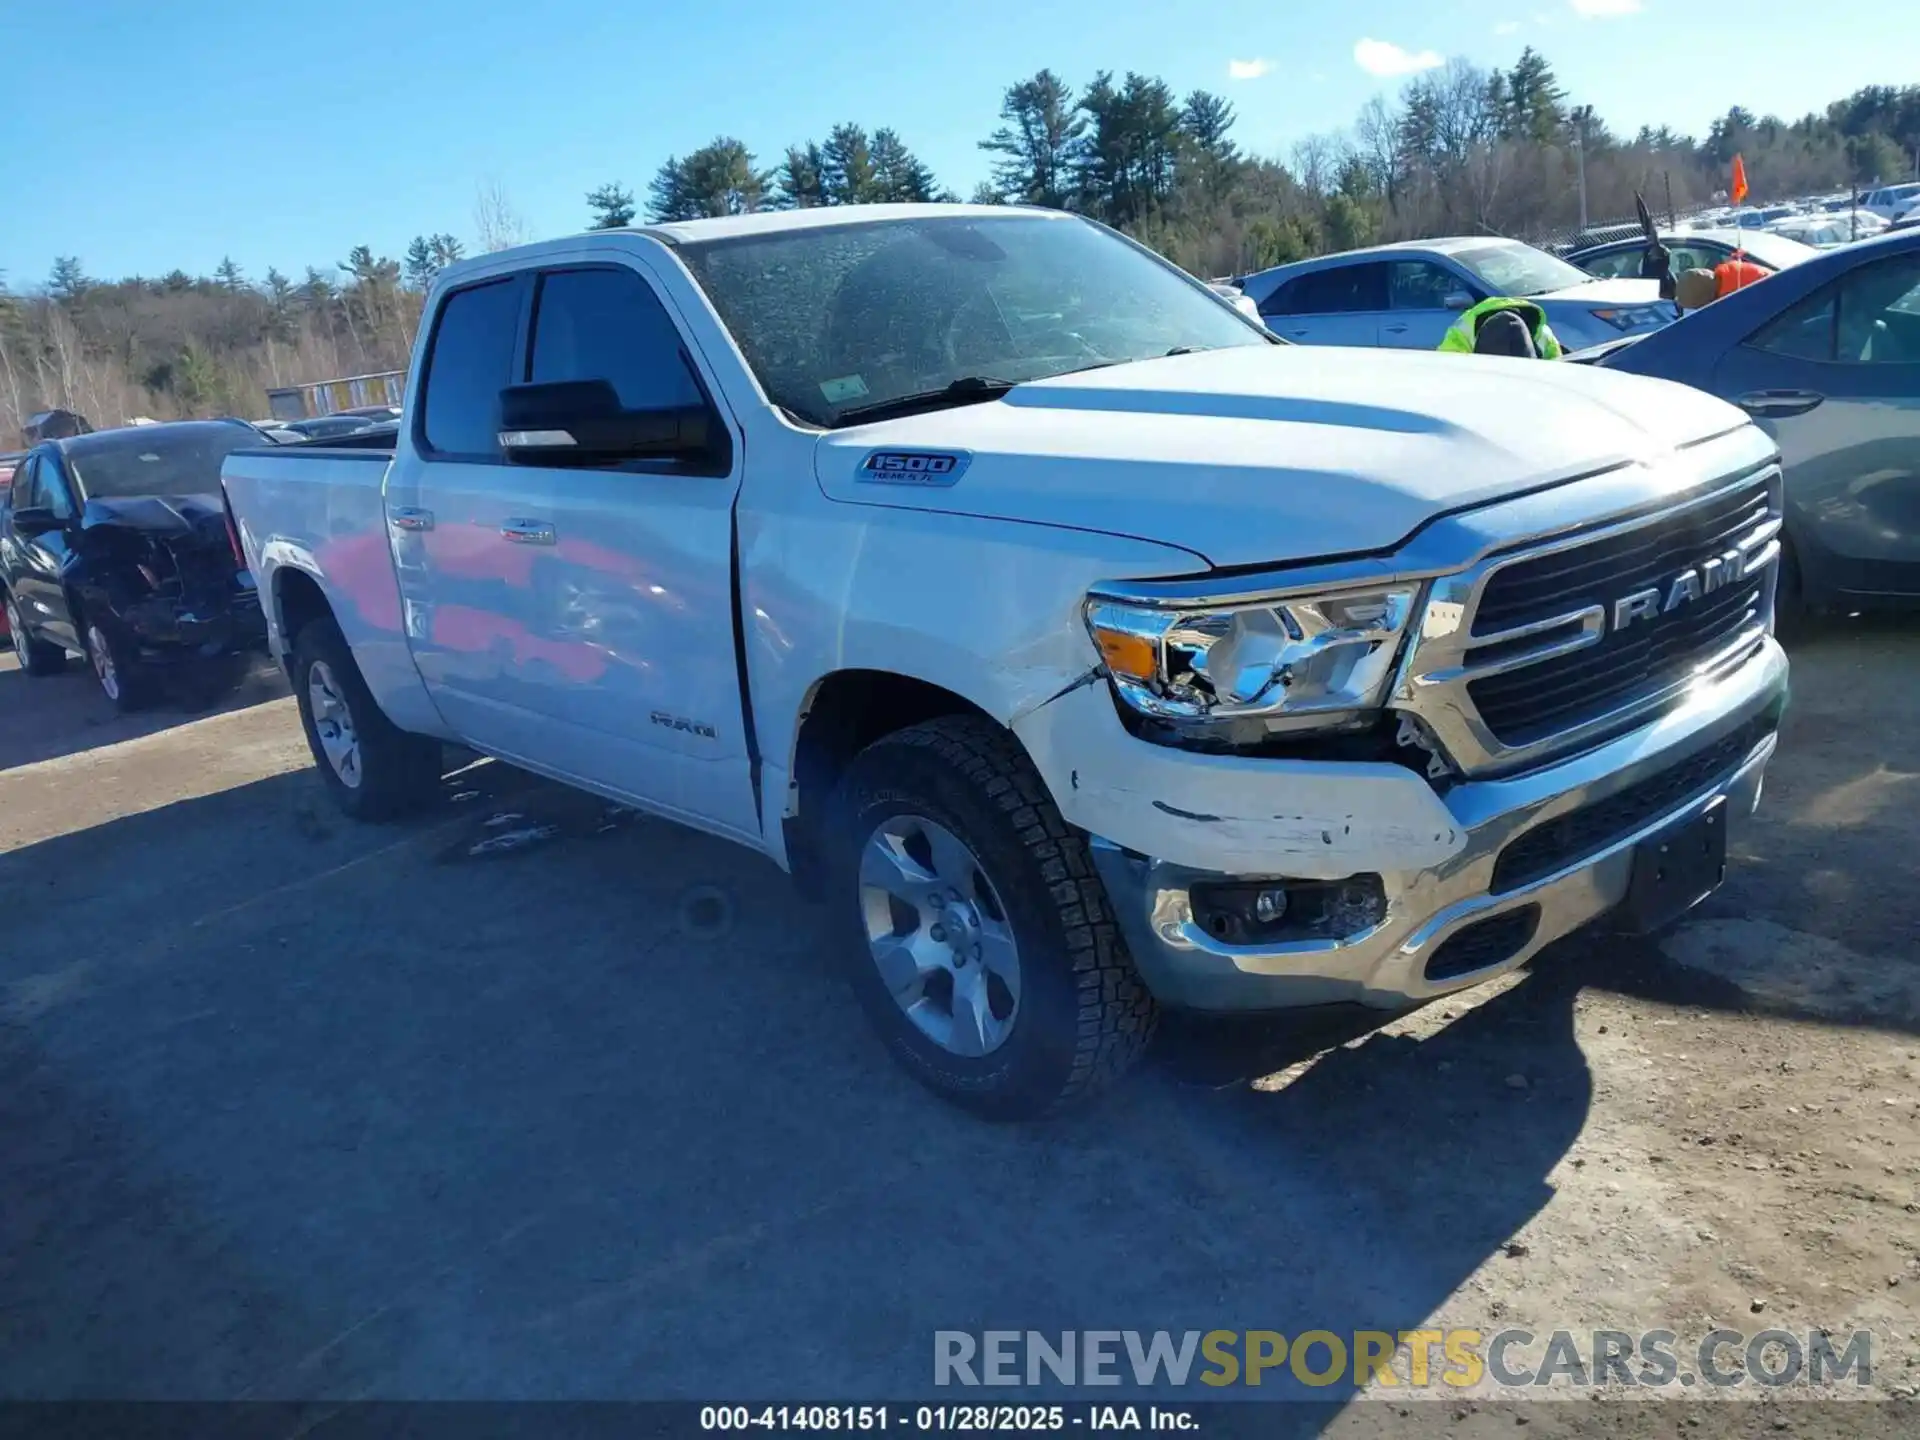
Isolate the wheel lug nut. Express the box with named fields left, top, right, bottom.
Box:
left=929, top=924, right=946, bottom=943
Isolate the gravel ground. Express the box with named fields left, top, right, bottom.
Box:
left=0, top=623, right=1915, bottom=1438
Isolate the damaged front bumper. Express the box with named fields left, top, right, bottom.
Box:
left=120, top=583, right=268, bottom=663
left=1013, top=639, right=1788, bottom=1012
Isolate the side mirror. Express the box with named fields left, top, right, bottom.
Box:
left=1443, top=290, right=1475, bottom=311
left=497, top=379, right=711, bottom=466
left=9, top=505, right=60, bottom=536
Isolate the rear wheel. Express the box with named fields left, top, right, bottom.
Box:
left=826, top=715, right=1157, bottom=1119
left=291, top=616, right=442, bottom=820
left=5, top=592, right=66, bottom=676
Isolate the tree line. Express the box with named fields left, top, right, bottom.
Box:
left=603, top=54, right=1919, bottom=278
left=5, top=51, right=1916, bottom=441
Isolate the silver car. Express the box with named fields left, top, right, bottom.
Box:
left=1241, top=236, right=1678, bottom=354
left=1574, top=227, right=1920, bottom=615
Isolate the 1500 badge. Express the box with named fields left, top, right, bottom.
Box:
left=859, top=450, right=970, bottom=486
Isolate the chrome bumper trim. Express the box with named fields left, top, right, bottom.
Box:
left=1092, top=638, right=1787, bottom=1012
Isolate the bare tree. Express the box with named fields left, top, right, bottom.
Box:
left=1289, top=133, right=1341, bottom=199
left=472, top=181, right=533, bottom=253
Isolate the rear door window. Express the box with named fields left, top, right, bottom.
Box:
left=419, top=277, right=525, bottom=460
left=1264, top=264, right=1389, bottom=315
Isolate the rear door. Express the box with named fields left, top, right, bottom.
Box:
left=1259, top=264, right=1390, bottom=346
left=1713, top=250, right=1920, bottom=594
left=384, top=272, right=547, bottom=757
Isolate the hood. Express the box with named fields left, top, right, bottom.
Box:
left=812, top=346, right=1749, bottom=569
left=1537, top=276, right=1667, bottom=307
left=80, top=492, right=227, bottom=539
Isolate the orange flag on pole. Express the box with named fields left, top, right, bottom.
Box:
left=1731, top=154, right=1749, bottom=205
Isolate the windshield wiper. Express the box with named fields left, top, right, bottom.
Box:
left=831, top=376, right=1019, bottom=428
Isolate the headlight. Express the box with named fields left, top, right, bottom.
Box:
left=1590, top=305, right=1674, bottom=332
left=1084, top=583, right=1419, bottom=733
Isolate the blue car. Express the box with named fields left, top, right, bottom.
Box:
left=1573, top=227, right=1920, bottom=615
left=1239, top=236, right=1679, bottom=354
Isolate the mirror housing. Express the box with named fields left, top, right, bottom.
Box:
left=9, top=505, right=60, bottom=536
left=497, top=380, right=713, bottom=466
left=1443, top=290, right=1475, bottom=311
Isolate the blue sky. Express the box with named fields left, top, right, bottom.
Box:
left=2, top=0, right=1898, bottom=286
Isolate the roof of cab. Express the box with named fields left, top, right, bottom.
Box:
left=436, top=203, right=1067, bottom=283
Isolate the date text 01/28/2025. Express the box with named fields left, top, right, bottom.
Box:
left=699, top=1405, right=1198, bottom=1432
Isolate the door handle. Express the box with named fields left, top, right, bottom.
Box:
left=500, top=518, right=556, bottom=545
left=1287, top=327, right=1311, bottom=337
left=1737, top=389, right=1825, bottom=418
left=1383, top=324, right=1409, bottom=334
left=389, top=506, right=434, bottom=532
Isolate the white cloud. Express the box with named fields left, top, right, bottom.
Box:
left=1353, top=38, right=1445, bottom=77
left=1569, top=0, right=1643, bottom=16
left=1494, top=19, right=1522, bottom=33
left=1228, top=57, right=1273, bottom=81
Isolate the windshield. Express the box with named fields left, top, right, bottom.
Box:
left=65, top=425, right=260, bottom=500
left=677, top=214, right=1271, bottom=427
left=1451, top=242, right=1597, bottom=298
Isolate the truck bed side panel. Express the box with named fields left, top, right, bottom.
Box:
left=223, top=447, right=450, bottom=740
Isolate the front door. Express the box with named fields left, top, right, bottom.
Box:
left=502, top=258, right=757, bottom=838
left=4, top=455, right=83, bottom=650
left=1380, top=260, right=1462, bottom=349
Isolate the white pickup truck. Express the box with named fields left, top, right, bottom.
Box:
left=221, top=204, right=1789, bottom=1118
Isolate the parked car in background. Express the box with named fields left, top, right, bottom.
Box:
left=282, top=414, right=380, bottom=441
left=0, top=452, right=17, bottom=640
left=339, top=404, right=404, bottom=424
left=1860, top=182, right=1920, bottom=223
left=1, top=420, right=269, bottom=708
left=1568, top=228, right=1818, bottom=280
left=1767, top=215, right=1885, bottom=249
left=1241, top=237, right=1678, bottom=353
left=1571, top=228, right=1920, bottom=616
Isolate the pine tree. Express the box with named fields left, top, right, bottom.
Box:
left=869, top=129, right=937, bottom=202
left=586, top=182, right=637, bottom=229
left=980, top=70, right=1085, bottom=208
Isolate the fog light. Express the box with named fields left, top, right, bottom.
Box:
left=1190, top=874, right=1387, bottom=946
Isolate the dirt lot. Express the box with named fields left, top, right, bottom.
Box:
left=1, top=625, right=1916, bottom=1436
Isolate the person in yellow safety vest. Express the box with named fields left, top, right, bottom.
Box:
left=1436, top=296, right=1564, bottom=359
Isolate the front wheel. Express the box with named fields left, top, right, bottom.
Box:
left=827, top=715, right=1157, bottom=1119
left=86, top=619, right=154, bottom=712
left=291, top=616, right=443, bottom=820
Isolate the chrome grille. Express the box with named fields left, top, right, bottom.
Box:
left=1395, top=465, right=1782, bottom=776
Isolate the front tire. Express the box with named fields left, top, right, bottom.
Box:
left=291, top=616, right=442, bottom=820
left=826, top=715, right=1157, bottom=1120
left=6, top=592, right=66, bottom=676
left=85, top=618, right=154, bottom=712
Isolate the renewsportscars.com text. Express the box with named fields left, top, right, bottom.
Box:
left=933, top=1329, right=1873, bottom=1390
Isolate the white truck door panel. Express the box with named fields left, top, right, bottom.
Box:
left=492, top=261, right=757, bottom=838
left=387, top=272, right=565, bottom=760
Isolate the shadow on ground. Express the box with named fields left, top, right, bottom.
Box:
left=0, top=756, right=1590, bottom=1413
left=0, top=650, right=290, bottom=772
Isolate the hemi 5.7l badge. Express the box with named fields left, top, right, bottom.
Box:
left=858, top=450, right=970, bottom=486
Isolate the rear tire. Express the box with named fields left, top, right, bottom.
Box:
left=826, top=714, right=1157, bottom=1120
left=291, top=616, right=442, bottom=821
left=5, top=592, right=66, bottom=676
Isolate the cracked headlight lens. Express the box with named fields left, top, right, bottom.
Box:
left=1085, top=584, right=1419, bottom=731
